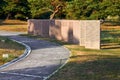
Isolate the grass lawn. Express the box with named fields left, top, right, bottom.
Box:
left=0, top=36, right=25, bottom=65
left=0, top=19, right=27, bottom=32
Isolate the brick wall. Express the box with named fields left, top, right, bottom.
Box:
left=28, top=19, right=100, bottom=49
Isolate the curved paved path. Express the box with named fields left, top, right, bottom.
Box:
left=0, top=31, right=70, bottom=80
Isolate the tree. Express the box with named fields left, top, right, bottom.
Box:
left=50, top=0, right=66, bottom=19
left=28, top=0, right=51, bottom=19
left=3, top=0, right=29, bottom=19
left=65, top=0, right=120, bottom=20
left=3, top=0, right=16, bottom=19
left=14, top=0, right=29, bottom=20
left=105, top=0, right=120, bottom=20
left=65, top=0, right=87, bottom=19
left=0, top=0, right=5, bottom=18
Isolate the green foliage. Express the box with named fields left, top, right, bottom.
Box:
left=28, top=0, right=51, bottom=19
left=2, top=0, right=29, bottom=19
left=65, top=0, right=120, bottom=20
left=0, top=0, right=6, bottom=18
left=0, top=0, right=120, bottom=20
left=15, top=14, right=26, bottom=20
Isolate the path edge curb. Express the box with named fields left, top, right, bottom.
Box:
left=0, top=39, right=31, bottom=71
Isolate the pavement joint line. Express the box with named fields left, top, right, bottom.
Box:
left=0, top=72, right=43, bottom=78
left=0, top=39, right=31, bottom=71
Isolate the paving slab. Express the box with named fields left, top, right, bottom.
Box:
left=0, top=31, right=70, bottom=80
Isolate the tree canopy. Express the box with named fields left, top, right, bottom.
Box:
left=0, top=0, right=120, bottom=20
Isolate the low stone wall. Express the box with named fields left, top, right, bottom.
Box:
left=28, top=19, right=100, bottom=49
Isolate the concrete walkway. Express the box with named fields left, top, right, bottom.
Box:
left=0, top=31, right=70, bottom=80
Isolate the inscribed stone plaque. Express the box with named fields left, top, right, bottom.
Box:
left=85, top=20, right=100, bottom=49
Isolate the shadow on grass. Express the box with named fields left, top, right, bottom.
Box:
left=101, top=46, right=120, bottom=49
left=102, top=21, right=120, bottom=26
left=101, top=30, right=120, bottom=49
left=49, top=55, right=120, bottom=80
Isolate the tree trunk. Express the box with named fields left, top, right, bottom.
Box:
left=6, top=13, right=11, bottom=20
left=50, top=5, right=62, bottom=20
left=50, top=11, right=57, bottom=20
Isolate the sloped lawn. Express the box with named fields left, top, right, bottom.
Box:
left=0, top=36, right=25, bottom=65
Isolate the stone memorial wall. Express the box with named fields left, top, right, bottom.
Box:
left=28, top=19, right=100, bottom=49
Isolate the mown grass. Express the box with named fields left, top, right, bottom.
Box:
left=2, top=20, right=120, bottom=80
left=0, top=20, right=27, bottom=32
left=0, top=36, right=25, bottom=65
